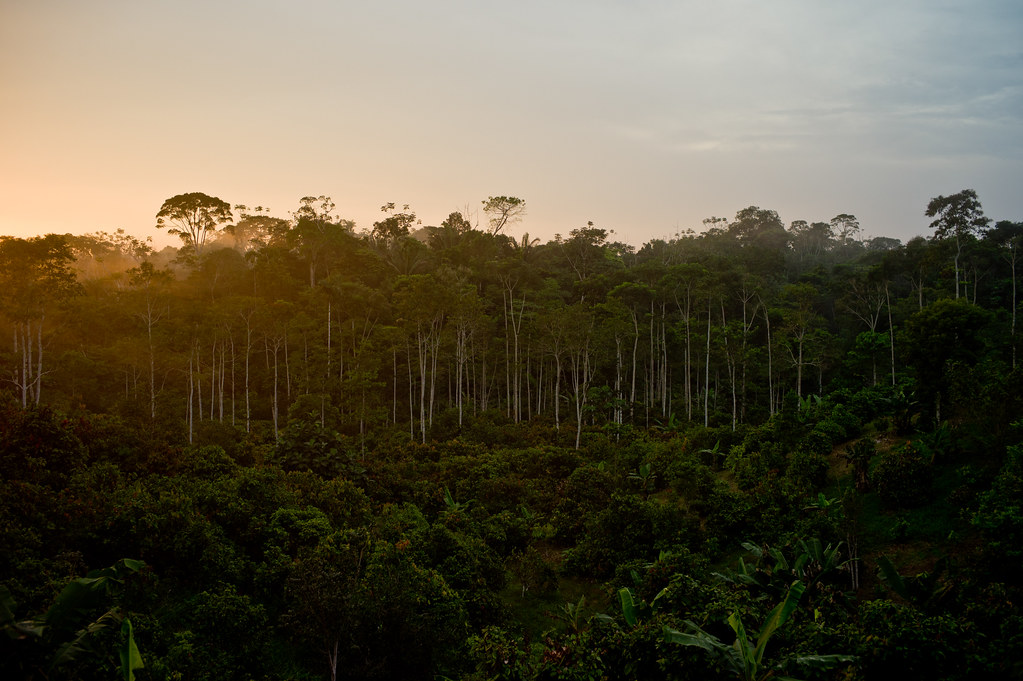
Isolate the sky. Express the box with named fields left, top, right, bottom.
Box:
left=1, top=0, right=1021, bottom=250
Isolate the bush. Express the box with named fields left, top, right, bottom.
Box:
left=801, top=428, right=834, bottom=456
left=165, top=584, right=270, bottom=681
left=870, top=441, right=932, bottom=508
left=785, top=449, right=829, bottom=493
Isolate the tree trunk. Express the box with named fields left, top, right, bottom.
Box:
left=704, top=298, right=711, bottom=427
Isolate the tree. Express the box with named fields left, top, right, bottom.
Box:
left=482, top=196, right=526, bottom=236
left=987, top=221, right=1023, bottom=368
left=288, top=196, right=355, bottom=287
left=903, top=298, right=991, bottom=423
left=393, top=274, right=451, bottom=441
left=563, top=302, right=595, bottom=449
left=789, top=220, right=834, bottom=264
left=156, top=192, right=233, bottom=257
left=127, top=262, right=173, bottom=420
left=226, top=207, right=289, bottom=252
left=728, top=207, right=788, bottom=251
left=555, top=223, right=621, bottom=300
left=727, top=207, right=789, bottom=276
left=830, top=213, right=861, bottom=244
left=780, top=283, right=824, bottom=400
left=0, top=235, right=81, bottom=406
left=67, top=229, right=154, bottom=279
left=283, top=542, right=368, bottom=681
left=371, top=203, right=418, bottom=243
left=925, top=189, right=990, bottom=299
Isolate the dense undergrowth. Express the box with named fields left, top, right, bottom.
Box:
left=2, top=384, right=1022, bottom=681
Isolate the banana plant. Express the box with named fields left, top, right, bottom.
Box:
left=664, top=581, right=853, bottom=681
left=876, top=555, right=952, bottom=612
left=628, top=463, right=657, bottom=499
left=699, top=440, right=726, bottom=469
left=595, top=583, right=669, bottom=629
left=3, top=558, right=146, bottom=680
left=442, top=485, right=471, bottom=513
left=715, top=539, right=852, bottom=604
left=557, top=595, right=590, bottom=634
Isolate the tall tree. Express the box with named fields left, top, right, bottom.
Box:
left=289, top=195, right=355, bottom=287
left=482, top=196, right=526, bottom=236
left=393, top=274, right=450, bottom=442
left=830, top=213, right=861, bottom=244
left=555, top=223, right=621, bottom=300
left=156, top=192, right=233, bottom=258
left=780, top=283, right=824, bottom=400
left=126, top=261, right=172, bottom=420
left=925, top=189, right=990, bottom=299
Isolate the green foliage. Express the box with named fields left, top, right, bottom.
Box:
left=870, top=441, right=933, bottom=508
left=165, top=583, right=269, bottom=681
left=665, top=581, right=853, bottom=681
left=510, top=546, right=558, bottom=599
left=972, top=443, right=1023, bottom=577
left=7, top=197, right=1023, bottom=680
left=785, top=450, right=829, bottom=495
left=852, top=599, right=985, bottom=679
left=564, top=494, right=698, bottom=578
left=273, top=418, right=365, bottom=479
left=1, top=558, right=145, bottom=680
left=550, top=464, right=616, bottom=543
left=903, top=299, right=993, bottom=422
left=845, top=437, right=876, bottom=491
left=0, top=401, right=86, bottom=487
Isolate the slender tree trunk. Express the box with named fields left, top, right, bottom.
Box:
left=614, top=336, right=623, bottom=424
left=704, top=298, right=711, bottom=427
left=796, top=332, right=804, bottom=400
left=954, top=236, right=961, bottom=299
left=196, top=340, right=203, bottom=423
left=661, top=306, right=669, bottom=416
left=271, top=339, right=279, bottom=438
left=648, top=300, right=655, bottom=426
left=1009, top=244, right=1018, bottom=369
left=187, top=351, right=194, bottom=443
left=554, top=354, right=562, bottom=430
left=630, top=310, right=639, bottom=422
left=886, top=284, right=896, bottom=387
left=284, top=333, right=291, bottom=399
left=721, top=303, right=737, bottom=431
left=219, top=340, right=225, bottom=422
left=229, top=332, right=235, bottom=426
left=34, top=320, right=43, bottom=406
left=244, top=322, right=252, bottom=433
left=407, top=342, right=415, bottom=439
left=16, top=325, right=26, bottom=407
left=762, top=301, right=774, bottom=416
left=147, top=307, right=157, bottom=420
left=210, top=341, right=216, bottom=421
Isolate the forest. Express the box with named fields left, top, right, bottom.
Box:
left=1, top=189, right=1022, bottom=680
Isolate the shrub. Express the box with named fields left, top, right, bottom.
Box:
left=801, top=428, right=834, bottom=456
left=870, top=441, right=932, bottom=508
left=785, top=449, right=829, bottom=493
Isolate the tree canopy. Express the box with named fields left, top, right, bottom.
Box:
left=2, top=187, right=1022, bottom=680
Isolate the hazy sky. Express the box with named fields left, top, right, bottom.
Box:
left=2, top=0, right=1021, bottom=249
